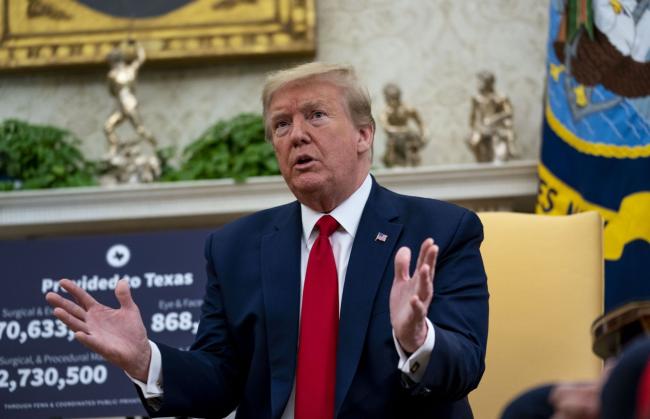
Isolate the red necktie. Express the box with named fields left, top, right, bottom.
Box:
left=295, top=215, right=339, bottom=419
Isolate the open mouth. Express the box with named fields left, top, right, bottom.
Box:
left=295, top=155, right=315, bottom=168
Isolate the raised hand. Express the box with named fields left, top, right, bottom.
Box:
left=389, top=238, right=438, bottom=353
left=45, top=279, right=151, bottom=382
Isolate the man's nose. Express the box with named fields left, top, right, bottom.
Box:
left=289, top=117, right=310, bottom=146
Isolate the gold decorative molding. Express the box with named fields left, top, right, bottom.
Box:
left=27, top=0, right=71, bottom=20
left=0, top=0, right=315, bottom=70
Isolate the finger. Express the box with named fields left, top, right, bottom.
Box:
left=52, top=307, right=89, bottom=334
left=425, top=244, right=439, bottom=276
left=45, top=292, right=86, bottom=321
left=59, top=279, right=99, bottom=310
left=115, top=279, right=135, bottom=310
left=393, top=247, right=411, bottom=282
left=415, top=263, right=433, bottom=302
left=409, top=296, right=427, bottom=319
left=415, top=238, right=433, bottom=271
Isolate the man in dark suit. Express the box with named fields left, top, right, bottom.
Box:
left=46, top=63, right=489, bottom=418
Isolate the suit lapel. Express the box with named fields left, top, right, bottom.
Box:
left=261, top=202, right=302, bottom=419
left=335, top=182, right=402, bottom=415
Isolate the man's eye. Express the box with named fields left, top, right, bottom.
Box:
left=309, top=111, right=329, bottom=124
left=274, top=121, right=290, bottom=135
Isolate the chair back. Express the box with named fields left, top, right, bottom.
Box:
left=469, top=211, right=604, bottom=419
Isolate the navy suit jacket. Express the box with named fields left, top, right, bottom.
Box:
left=144, top=179, right=489, bottom=418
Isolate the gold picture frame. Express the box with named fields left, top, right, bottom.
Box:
left=0, top=0, right=316, bottom=70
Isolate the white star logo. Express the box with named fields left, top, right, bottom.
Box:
left=106, top=244, right=131, bottom=268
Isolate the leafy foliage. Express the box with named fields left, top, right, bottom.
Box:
left=0, top=114, right=278, bottom=191
left=155, top=145, right=178, bottom=180
left=162, top=113, right=279, bottom=182
left=0, top=119, right=96, bottom=191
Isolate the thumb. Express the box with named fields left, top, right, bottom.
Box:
left=115, top=279, right=135, bottom=310
left=394, top=247, right=412, bottom=282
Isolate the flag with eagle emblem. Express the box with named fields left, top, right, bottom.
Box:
left=537, top=0, right=650, bottom=310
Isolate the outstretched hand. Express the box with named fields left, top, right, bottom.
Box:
left=389, top=238, right=438, bottom=353
left=45, top=279, right=151, bottom=382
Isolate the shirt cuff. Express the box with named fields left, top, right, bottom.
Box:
left=392, top=318, right=435, bottom=383
left=125, top=340, right=163, bottom=399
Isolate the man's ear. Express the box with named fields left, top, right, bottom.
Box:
left=356, top=124, right=374, bottom=155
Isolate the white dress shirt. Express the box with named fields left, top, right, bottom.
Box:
left=131, top=174, right=435, bottom=418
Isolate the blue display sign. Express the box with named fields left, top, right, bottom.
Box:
left=0, top=228, right=212, bottom=418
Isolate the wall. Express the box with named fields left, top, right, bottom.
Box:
left=0, top=0, right=549, bottom=167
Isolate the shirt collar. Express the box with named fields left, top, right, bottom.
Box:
left=300, top=174, right=372, bottom=243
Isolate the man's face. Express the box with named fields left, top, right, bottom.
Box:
left=479, top=77, right=494, bottom=94
left=267, top=79, right=373, bottom=210
left=386, top=93, right=400, bottom=108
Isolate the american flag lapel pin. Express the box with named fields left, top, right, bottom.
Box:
left=375, top=232, right=388, bottom=242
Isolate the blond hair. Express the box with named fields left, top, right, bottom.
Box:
left=261, top=62, right=375, bottom=140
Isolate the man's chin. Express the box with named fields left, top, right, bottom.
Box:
left=291, top=177, right=324, bottom=193
left=288, top=173, right=329, bottom=197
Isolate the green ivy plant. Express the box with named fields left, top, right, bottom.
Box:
left=162, top=113, right=279, bottom=182
left=0, top=119, right=96, bottom=191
